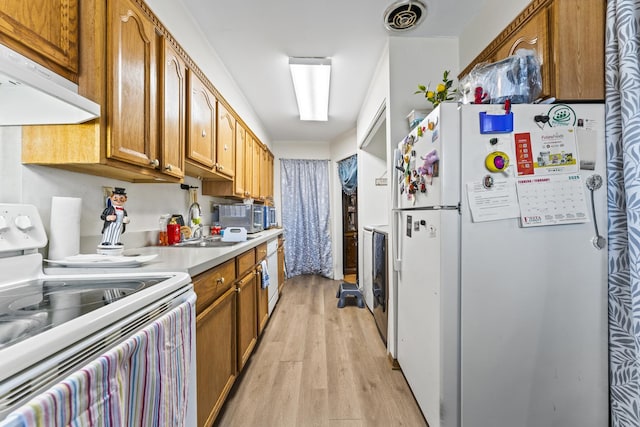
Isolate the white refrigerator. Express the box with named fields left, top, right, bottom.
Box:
left=394, top=103, right=608, bottom=427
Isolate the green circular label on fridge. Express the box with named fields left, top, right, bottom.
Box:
left=547, top=104, right=576, bottom=127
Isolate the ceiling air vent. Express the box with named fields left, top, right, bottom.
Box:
left=383, top=0, right=426, bottom=33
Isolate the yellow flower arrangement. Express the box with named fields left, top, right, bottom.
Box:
left=415, top=70, right=456, bottom=107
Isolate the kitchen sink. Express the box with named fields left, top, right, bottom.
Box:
left=172, top=237, right=239, bottom=248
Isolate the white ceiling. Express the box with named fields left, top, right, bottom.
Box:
left=178, top=0, right=487, bottom=143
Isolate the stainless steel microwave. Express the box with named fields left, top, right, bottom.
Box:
left=216, top=203, right=264, bottom=233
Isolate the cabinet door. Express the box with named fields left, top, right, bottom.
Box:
left=0, top=0, right=78, bottom=80
left=267, top=151, right=274, bottom=201
left=251, top=139, right=262, bottom=199
left=216, top=102, right=235, bottom=179
left=193, top=259, right=235, bottom=314
left=234, top=123, right=247, bottom=197
left=160, top=39, right=186, bottom=179
left=196, top=287, right=236, bottom=427
left=244, top=135, right=255, bottom=199
left=236, top=271, right=257, bottom=371
left=108, top=0, right=159, bottom=169
left=259, top=145, right=268, bottom=201
left=551, top=0, right=605, bottom=100
left=187, top=69, right=216, bottom=169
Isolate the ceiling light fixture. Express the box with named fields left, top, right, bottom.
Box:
left=288, top=57, right=331, bottom=121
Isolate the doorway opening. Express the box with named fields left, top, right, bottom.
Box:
left=342, top=190, right=358, bottom=282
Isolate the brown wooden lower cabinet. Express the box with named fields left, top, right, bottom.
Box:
left=236, top=270, right=258, bottom=372
left=194, top=239, right=281, bottom=426
left=196, top=286, right=236, bottom=427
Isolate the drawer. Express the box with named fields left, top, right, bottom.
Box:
left=193, top=259, right=236, bottom=313
left=236, top=248, right=256, bottom=277
left=256, top=243, right=267, bottom=261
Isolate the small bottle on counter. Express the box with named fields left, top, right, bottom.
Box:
left=158, top=214, right=170, bottom=246
left=167, top=217, right=181, bottom=245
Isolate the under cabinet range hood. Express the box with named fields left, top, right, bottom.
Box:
left=0, top=43, right=100, bottom=126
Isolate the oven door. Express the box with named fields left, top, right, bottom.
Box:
left=0, top=287, right=196, bottom=425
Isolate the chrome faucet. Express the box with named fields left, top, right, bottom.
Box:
left=188, top=200, right=203, bottom=239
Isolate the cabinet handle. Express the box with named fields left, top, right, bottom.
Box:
left=216, top=277, right=225, bottom=285
left=149, top=159, right=160, bottom=167
left=201, top=129, right=206, bottom=138
left=236, top=287, right=241, bottom=293
left=218, top=165, right=224, bottom=171
left=164, top=164, right=173, bottom=171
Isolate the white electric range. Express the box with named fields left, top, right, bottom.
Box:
left=0, top=203, right=196, bottom=425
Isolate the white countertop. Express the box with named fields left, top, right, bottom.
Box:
left=44, top=228, right=284, bottom=278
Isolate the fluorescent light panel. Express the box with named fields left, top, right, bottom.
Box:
left=289, top=57, right=331, bottom=121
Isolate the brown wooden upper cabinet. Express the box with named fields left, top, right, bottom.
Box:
left=19, top=0, right=258, bottom=184
left=21, top=0, right=186, bottom=182
left=459, top=0, right=604, bottom=102
left=108, top=0, right=159, bottom=170
left=187, top=69, right=216, bottom=172
left=234, top=123, right=248, bottom=197
left=160, top=39, right=187, bottom=180
left=216, top=102, right=236, bottom=180
left=251, top=137, right=262, bottom=200
left=0, top=0, right=78, bottom=81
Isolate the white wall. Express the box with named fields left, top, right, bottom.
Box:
left=0, top=126, right=229, bottom=253
left=357, top=43, right=390, bottom=147
left=355, top=36, right=460, bottom=359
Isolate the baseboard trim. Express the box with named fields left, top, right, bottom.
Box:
left=388, top=353, right=400, bottom=370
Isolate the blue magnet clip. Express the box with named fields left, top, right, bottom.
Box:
left=479, top=112, right=514, bottom=134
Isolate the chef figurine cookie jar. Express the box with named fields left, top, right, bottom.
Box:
left=98, top=187, right=130, bottom=255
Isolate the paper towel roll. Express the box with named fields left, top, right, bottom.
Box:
left=48, top=197, right=82, bottom=260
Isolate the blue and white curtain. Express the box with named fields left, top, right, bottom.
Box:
left=606, top=1, right=640, bottom=424
left=337, top=154, right=358, bottom=195
left=280, top=159, right=333, bottom=278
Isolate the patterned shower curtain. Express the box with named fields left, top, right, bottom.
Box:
left=280, top=159, right=333, bottom=278
left=606, top=1, right=640, bottom=424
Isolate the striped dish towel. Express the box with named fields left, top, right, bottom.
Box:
left=1, top=296, right=195, bottom=427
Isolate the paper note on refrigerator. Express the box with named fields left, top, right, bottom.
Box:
left=516, top=174, right=589, bottom=227
left=514, top=128, right=579, bottom=176
left=466, top=179, right=520, bottom=222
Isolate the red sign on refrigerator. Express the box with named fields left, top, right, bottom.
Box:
left=514, top=132, right=534, bottom=176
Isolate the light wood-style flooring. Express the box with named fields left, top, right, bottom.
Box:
left=215, top=275, right=427, bottom=427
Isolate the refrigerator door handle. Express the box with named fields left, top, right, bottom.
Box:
left=393, top=210, right=402, bottom=272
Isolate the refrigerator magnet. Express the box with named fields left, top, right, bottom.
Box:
left=485, top=151, right=510, bottom=172
left=483, top=175, right=494, bottom=189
